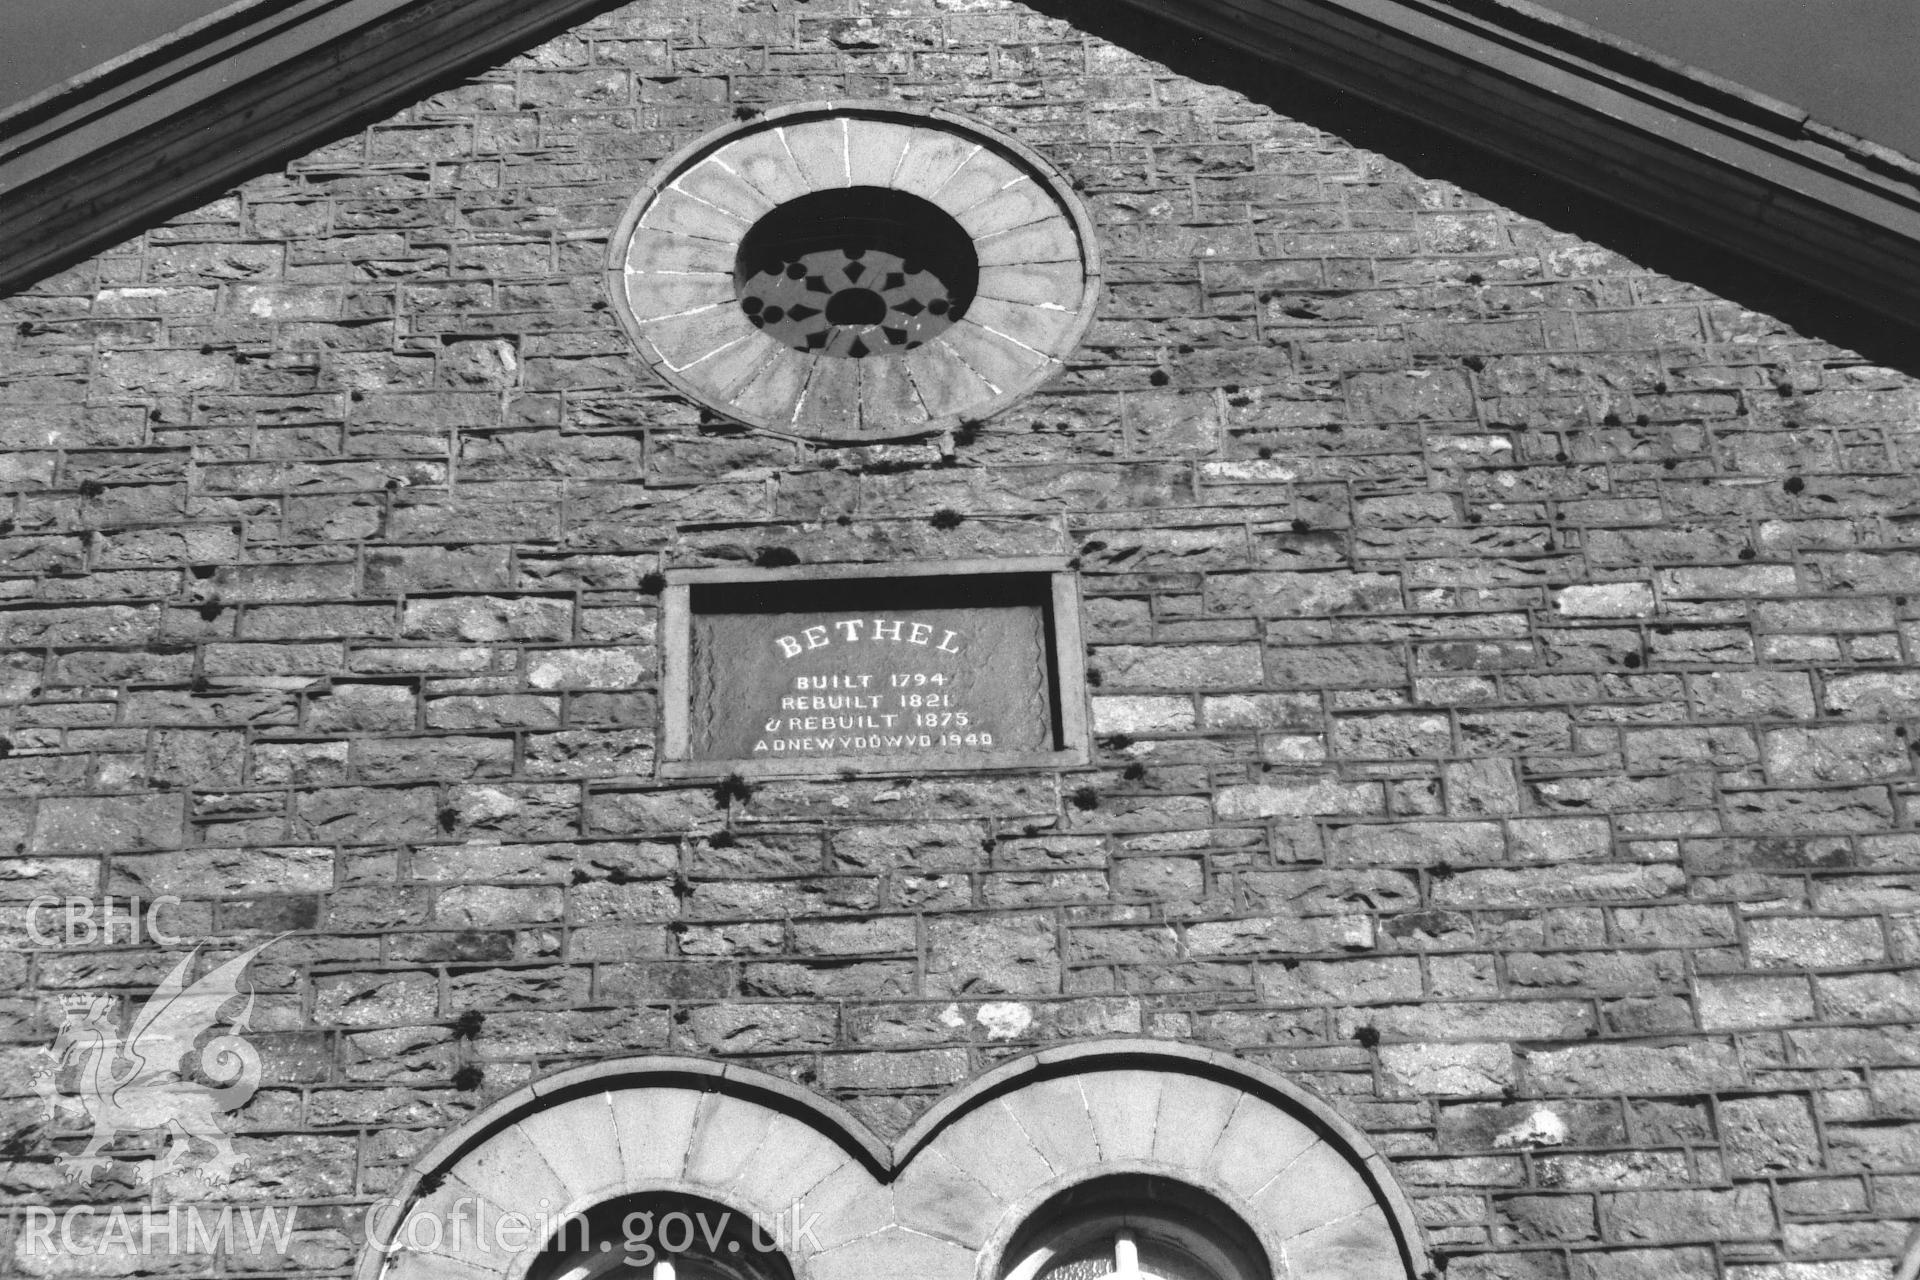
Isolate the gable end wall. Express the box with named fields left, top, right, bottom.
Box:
left=3, top=2, right=1918, bottom=1276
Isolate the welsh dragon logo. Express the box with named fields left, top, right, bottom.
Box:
left=32, top=938, right=280, bottom=1185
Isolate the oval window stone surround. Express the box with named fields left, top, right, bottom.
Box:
left=607, top=101, right=1103, bottom=441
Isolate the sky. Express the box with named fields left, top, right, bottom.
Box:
left=1, top=0, right=1917, bottom=160
left=1, top=0, right=234, bottom=105
left=1537, top=0, right=1920, bottom=158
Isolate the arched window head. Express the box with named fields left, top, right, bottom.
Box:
left=999, top=1176, right=1270, bottom=1280
left=527, top=1192, right=795, bottom=1280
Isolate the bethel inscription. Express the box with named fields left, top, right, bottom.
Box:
left=662, top=561, right=1089, bottom=778
left=688, top=604, right=1053, bottom=763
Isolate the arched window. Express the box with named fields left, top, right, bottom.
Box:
left=527, top=1192, right=795, bottom=1280
left=1000, top=1176, right=1270, bottom=1280
left=357, top=1049, right=1426, bottom=1280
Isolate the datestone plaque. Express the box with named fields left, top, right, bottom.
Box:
left=661, top=561, right=1090, bottom=778
left=693, top=604, right=1051, bottom=761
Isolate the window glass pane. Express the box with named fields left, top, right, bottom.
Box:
left=1040, top=1243, right=1115, bottom=1280
left=1139, top=1239, right=1217, bottom=1280
left=1000, top=1175, right=1270, bottom=1280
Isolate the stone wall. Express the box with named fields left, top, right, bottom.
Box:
left=3, top=0, right=1918, bottom=1276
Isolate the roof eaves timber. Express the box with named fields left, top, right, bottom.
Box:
left=1, top=0, right=1917, bottom=336
left=1117, top=0, right=1920, bottom=338
left=0, top=0, right=623, bottom=296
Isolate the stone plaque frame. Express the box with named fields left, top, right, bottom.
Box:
left=660, top=558, right=1090, bottom=779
